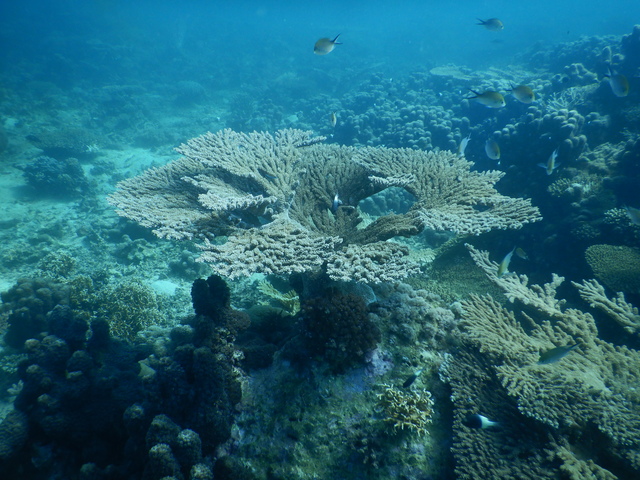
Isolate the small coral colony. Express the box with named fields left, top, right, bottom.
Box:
left=1, top=13, right=640, bottom=480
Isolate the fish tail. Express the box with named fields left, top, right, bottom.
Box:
left=476, top=18, right=486, bottom=25
left=332, top=34, right=342, bottom=44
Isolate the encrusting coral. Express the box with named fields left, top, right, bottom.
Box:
left=441, top=244, right=640, bottom=478
left=109, top=128, right=541, bottom=283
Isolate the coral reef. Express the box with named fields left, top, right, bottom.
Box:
left=22, top=155, right=89, bottom=196
left=376, top=384, right=434, bottom=435
left=440, top=244, right=640, bottom=478
left=575, top=279, right=640, bottom=336
left=585, top=244, right=640, bottom=294
left=26, top=128, right=100, bottom=159
left=0, top=277, right=69, bottom=349
left=301, top=290, right=379, bottom=372
left=621, top=25, right=640, bottom=71
left=0, top=275, right=245, bottom=479
left=108, top=128, right=541, bottom=283
left=97, top=280, right=166, bottom=341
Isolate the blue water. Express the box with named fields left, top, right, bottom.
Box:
left=2, top=1, right=640, bottom=479
left=2, top=0, right=639, bottom=87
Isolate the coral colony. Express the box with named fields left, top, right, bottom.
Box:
left=1, top=15, right=640, bottom=480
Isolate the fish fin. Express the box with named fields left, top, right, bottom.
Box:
left=466, top=88, right=479, bottom=99
left=476, top=18, right=486, bottom=25
left=537, top=163, right=547, bottom=169
left=332, top=34, right=342, bottom=43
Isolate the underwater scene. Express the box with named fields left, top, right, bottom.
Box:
left=2, top=0, right=640, bottom=478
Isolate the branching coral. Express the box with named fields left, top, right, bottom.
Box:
left=466, top=243, right=566, bottom=317
left=573, top=279, right=640, bottom=335
left=447, top=245, right=640, bottom=478
left=109, top=129, right=541, bottom=283
left=376, top=384, right=433, bottom=436
left=257, top=279, right=300, bottom=315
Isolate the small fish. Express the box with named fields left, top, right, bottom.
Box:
left=402, top=368, right=423, bottom=388
left=314, top=34, right=342, bottom=55
left=330, top=111, right=337, bottom=128
left=509, top=85, right=536, bottom=104
left=605, top=68, right=630, bottom=97
left=537, top=148, right=560, bottom=175
left=476, top=18, right=504, bottom=31
left=484, top=139, right=501, bottom=160
left=467, top=89, right=506, bottom=108
left=515, top=247, right=528, bottom=260
left=258, top=168, right=277, bottom=181
left=497, top=246, right=515, bottom=278
left=457, top=134, right=471, bottom=158
left=462, top=414, right=499, bottom=429
left=624, top=205, right=640, bottom=225
left=331, top=193, right=343, bottom=213
left=537, top=344, right=579, bottom=365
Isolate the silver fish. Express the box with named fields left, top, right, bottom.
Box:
left=538, top=344, right=578, bottom=365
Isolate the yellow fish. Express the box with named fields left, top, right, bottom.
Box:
left=538, top=148, right=559, bottom=175
left=605, top=70, right=629, bottom=97
left=314, top=34, right=342, bottom=55
left=468, top=89, right=506, bottom=108
left=476, top=18, right=504, bottom=31
left=485, top=139, right=500, bottom=160
left=497, top=246, right=515, bottom=277
left=509, top=85, right=536, bottom=104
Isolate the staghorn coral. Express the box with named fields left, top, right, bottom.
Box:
left=109, top=128, right=541, bottom=283
left=439, top=349, right=561, bottom=479
left=466, top=243, right=566, bottom=317
left=574, top=279, right=640, bottom=335
left=257, top=279, right=300, bottom=315
left=449, top=244, right=640, bottom=478
left=585, top=244, right=640, bottom=294
left=376, top=384, right=433, bottom=436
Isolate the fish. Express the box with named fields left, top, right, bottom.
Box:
left=402, top=368, right=424, bottom=388
left=330, top=111, right=337, bottom=128
left=258, top=167, right=277, bottom=181
left=538, top=148, right=560, bottom=175
left=467, top=89, right=506, bottom=108
left=605, top=68, right=630, bottom=97
left=624, top=205, right=640, bottom=225
left=515, top=247, right=529, bottom=260
left=509, top=85, right=536, bottom=104
left=537, top=344, right=579, bottom=365
left=457, top=134, right=471, bottom=158
left=331, top=193, right=343, bottom=213
left=462, top=414, right=499, bottom=429
left=476, top=18, right=504, bottom=31
left=484, top=139, right=501, bottom=160
left=314, top=34, right=342, bottom=55
left=497, top=246, right=515, bottom=278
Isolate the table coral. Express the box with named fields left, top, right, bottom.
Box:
left=109, top=128, right=540, bottom=283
